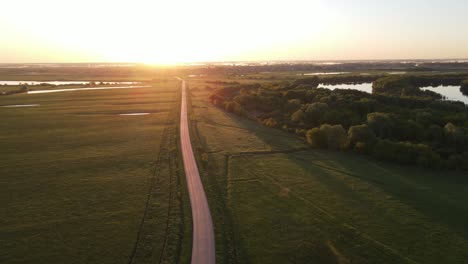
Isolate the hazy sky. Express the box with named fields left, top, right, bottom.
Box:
left=1, top=0, right=467, bottom=63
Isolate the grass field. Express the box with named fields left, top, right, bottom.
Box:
left=0, top=81, right=190, bottom=264
left=187, top=78, right=468, bottom=264
left=3, top=73, right=468, bottom=264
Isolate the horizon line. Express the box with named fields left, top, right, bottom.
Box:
left=1, top=58, right=468, bottom=65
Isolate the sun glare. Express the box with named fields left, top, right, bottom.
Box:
left=0, top=0, right=330, bottom=64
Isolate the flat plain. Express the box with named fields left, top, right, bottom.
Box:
left=0, top=81, right=190, bottom=264
left=2, top=70, right=468, bottom=264
left=187, top=75, right=468, bottom=264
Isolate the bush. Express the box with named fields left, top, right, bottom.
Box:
left=285, top=99, right=302, bottom=113
left=367, top=112, right=396, bottom=138
left=446, top=152, right=468, bottom=170
left=224, top=101, right=245, bottom=116
left=348, top=124, right=376, bottom=146
left=291, top=109, right=305, bottom=123
left=371, top=139, right=441, bottom=168
left=320, top=124, right=348, bottom=150
left=283, top=89, right=308, bottom=100
left=306, top=124, right=347, bottom=150
left=354, top=142, right=368, bottom=154
left=233, top=94, right=281, bottom=112
left=262, top=118, right=279, bottom=128
left=444, top=122, right=465, bottom=147
left=425, top=124, right=444, bottom=143
left=209, top=86, right=242, bottom=102
left=304, top=102, right=329, bottom=126
left=295, top=128, right=307, bottom=137
left=306, top=128, right=327, bottom=148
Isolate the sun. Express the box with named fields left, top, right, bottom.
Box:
left=1, top=0, right=331, bottom=63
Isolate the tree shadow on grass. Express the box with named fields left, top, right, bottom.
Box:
left=208, top=100, right=468, bottom=263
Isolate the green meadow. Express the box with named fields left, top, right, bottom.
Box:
left=0, top=82, right=190, bottom=264
left=2, top=73, right=468, bottom=264
left=187, top=77, right=468, bottom=264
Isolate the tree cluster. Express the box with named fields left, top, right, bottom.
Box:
left=461, top=80, right=468, bottom=96
left=372, top=76, right=441, bottom=98
left=209, top=78, right=468, bottom=170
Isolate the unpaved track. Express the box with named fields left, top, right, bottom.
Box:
left=179, top=79, right=216, bottom=264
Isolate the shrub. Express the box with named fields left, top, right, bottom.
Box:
left=371, top=139, right=441, bottom=168
left=224, top=101, right=245, bottom=116
left=304, top=102, right=329, bottom=125
left=306, top=124, right=347, bottom=150
left=367, top=112, right=396, bottom=138
left=291, top=109, right=305, bottom=123
left=354, top=142, right=368, bottom=154
left=262, top=118, right=279, bottom=128
left=348, top=124, right=376, bottom=146
left=306, top=128, right=327, bottom=148
left=285, top=99, right=302, bottom=113
left=320, top=124, right=348, bottom=150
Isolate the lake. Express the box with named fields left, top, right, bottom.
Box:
left=319, top=83, right=373, bottom=93
left=0, top=81, right=140, bottom=85
left=420, top=85, right=468, bottom=105
left=27, top=85, right=151, bottom=94
left=300, top=72, right=350, bottom=76
left=319, top=83, right=468, bottom=104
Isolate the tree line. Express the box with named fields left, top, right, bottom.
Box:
left=462, top=80, right=468, bottom=96
left=209, top=77, right=468, bottom=170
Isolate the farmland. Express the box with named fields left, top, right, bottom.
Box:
left=0, top=81, right=191, bottom=264
left=1, top=64, right=468, bottom=264
left=187, top=75, right=468, bottom=264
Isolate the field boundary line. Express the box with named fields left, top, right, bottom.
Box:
left=227, top=154, right=420, bottom=264
left=129, top=85, right=182, bottom=264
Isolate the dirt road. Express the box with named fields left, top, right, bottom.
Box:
left=179, top=79, right=216, bottom=264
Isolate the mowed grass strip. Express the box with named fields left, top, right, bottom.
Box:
left=0, top=83, right=182, bottom=264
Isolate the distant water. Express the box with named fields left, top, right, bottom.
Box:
left=118, top=113, right=150, bottom=116
left=420, top=86, right=468, bottom=105
left=27, top=85, right=151, bottom=94
left=1, top=104, right=40, bottom=108
left=319, top=83, right=468, bottom=105
left=300, top=72, right=350, bottom=76
left=319, top=83, right=373, bottom=93
left=387, top=71, right=407, bottom=75
left=0, top=81, right=139, bottom=85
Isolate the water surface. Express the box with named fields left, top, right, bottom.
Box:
left=420, top=85, right=468, bottom=104
left=319, top=83, right=468, bottom=105
left=1, top=104, right=40, bottom=108
left=28, top=85, right=151, bottom=94
left=119, top=113, right=150, bottom=116
left=300, top=72, right=350, bottom=76
left=319, top=83, right=373, bottom=93
left=0, top=81, right=140, bottom=85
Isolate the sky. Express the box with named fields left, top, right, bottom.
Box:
left=1, top=0, right=467, bottom=64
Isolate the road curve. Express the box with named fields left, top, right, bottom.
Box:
left=179, top=79, right=216, bottom=264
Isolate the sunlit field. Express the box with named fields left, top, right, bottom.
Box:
left=0, top=81, right=191, bottom=264
left=2, top=0, right=468, bottom=263
left=187, top=75, right=468, bottom=264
